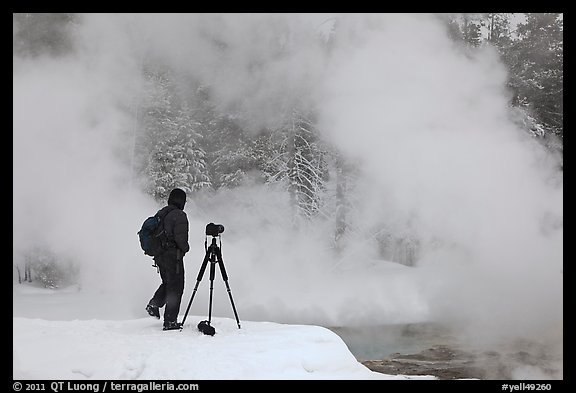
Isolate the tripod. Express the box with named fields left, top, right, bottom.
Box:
left=181, top=235, right=241, bottom=332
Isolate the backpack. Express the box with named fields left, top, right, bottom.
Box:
left=138, top=212, right=168, bottom=257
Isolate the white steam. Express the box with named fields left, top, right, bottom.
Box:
left=318, top=14, right=562, bottom=346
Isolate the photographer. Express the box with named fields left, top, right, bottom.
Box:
left=145, top=188, right=190, bottom=331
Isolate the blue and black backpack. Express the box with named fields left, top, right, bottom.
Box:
left=138, top=213, right=167, bottom=257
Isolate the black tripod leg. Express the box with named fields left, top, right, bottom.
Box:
left=216, top=248, right=241, bottom=329
left=208, top=260, right=216, bottom=324
left=180, top=251, right=210, bottom=328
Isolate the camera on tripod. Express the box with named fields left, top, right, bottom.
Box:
left=205, top=222, right=224, bottom=237
left=181, top=222, right=241, bottom=335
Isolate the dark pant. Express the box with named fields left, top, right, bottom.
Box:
left=149, top=249, right=185, bottom=323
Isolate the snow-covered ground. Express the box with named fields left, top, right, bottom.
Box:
left=13, top=284, right=433, bottom=380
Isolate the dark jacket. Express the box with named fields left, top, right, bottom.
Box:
left=155, top=204, right=189, bottom=256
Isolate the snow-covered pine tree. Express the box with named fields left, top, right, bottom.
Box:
left=290, top=112, right=328, bottom=220
left=441, top=13, right=563, bottom=159
left=192, top=87, right=260, bottom=189
left=138, top=69, right=211, bottom=201
left=507, top=13, right=563, bottom=157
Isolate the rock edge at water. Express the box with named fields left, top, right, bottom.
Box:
left=362, top=344, right=562, bottom=380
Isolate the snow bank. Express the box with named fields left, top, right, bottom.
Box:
left=13, top=316, right=433, bottom=380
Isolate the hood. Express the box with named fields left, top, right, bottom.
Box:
left=167, top=188, right=186, bottom=210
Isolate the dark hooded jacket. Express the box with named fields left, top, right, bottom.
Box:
left=155, top=189, right=189, bottom=255
left=148, top=188, right=189, bottom=325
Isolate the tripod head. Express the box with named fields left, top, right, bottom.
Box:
left=205, top=232, right=221, bottom=255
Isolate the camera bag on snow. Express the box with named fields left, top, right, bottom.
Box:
left=198, top=320, right=216, bottom=336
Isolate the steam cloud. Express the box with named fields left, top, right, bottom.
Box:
left=13, top=13, right=562, bottom=368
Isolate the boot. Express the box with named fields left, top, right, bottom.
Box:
left=146, top=304, right=160, bottom=319
left=163, top=320, right=182, bottom=331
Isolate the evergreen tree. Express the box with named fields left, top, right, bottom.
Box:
left=461, top=14, right=483, bottom=47
left=441, top=13, right=563, bottom=158
left=316, top=15, right=352, bottom=246
left=192, top=87, right=260, bottom=189
left=333, top=152, right=351, bottom=248
left=138, top=68, right=211, bottom=201
left=13, top=13, right=78, bottom=57
left=254, top=126, right=289, bottom=185
left=254, top=110, right=328, bottom=222
left=507, top=13, right=563, bottom=144
left=21, top=246, right=79, bottom=288
left=288, top=111, right=328, bottom=220
left=484, top=13, right=513, bottom=47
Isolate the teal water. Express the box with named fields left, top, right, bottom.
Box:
left=328, top=322, right=457, bottom=361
